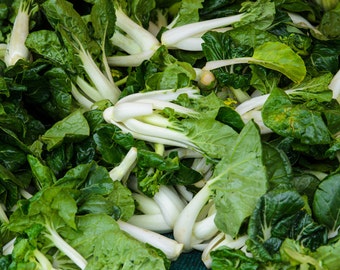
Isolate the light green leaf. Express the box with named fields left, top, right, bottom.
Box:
left=26, top=30, right=68, bottom=67
left=252, top=42, right=306, bottom=83
left=170, top=0, right=204, bottom=27
left=62, top=214, right=169, bottom=270
left=210, top=121, right=267, bottom=237
left=182, top=118, right=238, bottom=159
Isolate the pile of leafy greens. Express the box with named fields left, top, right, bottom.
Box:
left=0, top=0, right=340, bottom=269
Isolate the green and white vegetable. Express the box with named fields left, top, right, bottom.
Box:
left=0, top=0, right=340, bottom=269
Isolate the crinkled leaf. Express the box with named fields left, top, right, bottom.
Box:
left=59, top=214, right=169, bottom=269
left=8, top=186, right=79, bottom=232
left=247, top=189, right=304, bottom=261
left=182, top=118, right=238, bottom=159
left=250, top=65, right=282, bottom=95
left=26, top=30, right=68, bottom=67
left=106, top=181, right=135, bottom=221
left=0, top=143, right=27, bottom=172
left=235, top=0, right=276, bottom=30
left=170, top=0, right=204, bottom=27
left=211, top=246, right=259, bottom=270
left=0, top=164, right=22, bottom=208
left=91, top=0, right=116, bottom=40
left=262, top=88, right=332, bottom=145
left=93, top=124, right=133, bottom=165
left=41, top=0, right=97, bottom=53
left=289, top=73, right=333, bottom=103
left=308, top=40, right=340, bottom=74
left=129, top=0, right=156, bottom=28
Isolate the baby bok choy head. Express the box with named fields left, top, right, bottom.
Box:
left=4, top=0, right=38, bottom=67
left=103, top=87, right=241, bottom=159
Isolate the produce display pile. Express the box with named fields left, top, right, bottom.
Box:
left=0, top=0, right=340, bottom=269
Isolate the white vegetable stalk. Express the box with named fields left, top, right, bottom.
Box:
left=20, top=188, right=33, bottom=199
left=173, top=183, right=211, bottom=251
left=329, top=68, right=340, bottom=100
left=33, top=249, right=57, bottom=270
left=115, top=9, right=160, bottom=52
left=77, top=44, right=121, bottom=104
left=164, top=148, right=203, bottom=159
left=132, top=192, right=161, bottom=215
left=234, top=88, right=301, bottom=134
left=243, top=110, right=272, bottom=134
left=137, top=98, right=199, bottom=117
left=71, top=83, right=94, bottom=110
left=175, top=184, right=194, bottom=202
left=117, top=220, right=184, bottom=260
left=107, top=49, right=156, bottom=67
left=4, top=0, right=33, bottom=66
left=123, top=118, right=191, bottom=145
left=108, top=9, right=160, bottom=67
left=106, top=118, right=191, bottom=148
left=168, top=37, right=204, bottom=51
left=287, top=12, right=324, bottom=37
left=132, top=192, right=161, bottom=214
left=203, top=57, right=253, bottom=71
left=115, top=87, right=200, bottom=105
left=328, top=225, right=340, bottom=239
left=108, top=102, right=154, bottom=122
left=195, top=68, right=216, bottom=88
left=110, top=31, right=142, bottom=55
left=75, top=77, right=104, bottom=102
left=109, top=147, right=138, bottom=182
left=2, top=238, right=16, bottom=255
left=191, top=157, right=212, bottom=176
left=128, top=214, right=172, bottom=233
left=193, top=213, right=219, bottom=242
left=103, top=87, right=202, bottom=149
left=235, top=68, right=340, bottom=133
left=153, top=185, right=186, bottom=228
left=161, top=14, right=243, bottom=49
left=202, top=233, right=249, bottom=268
left=44, top=224, right=87, bottom=270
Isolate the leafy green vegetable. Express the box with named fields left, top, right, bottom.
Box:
left=210, top=247, right=259, bottom=270
left=41, top=110, right=90, bottom=150
left=210, top=120, right=267, bottom=237
left=313, top=172, right=340, bottom=236
left=204, top=41, right=307, bottom=84
left=0, top=0, right=340, bottom=269
left=247, top=188, right=327, bottom=263
left=262, top=87, right=332, bottom=145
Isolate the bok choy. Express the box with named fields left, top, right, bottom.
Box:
left=1, top=0, right=340, bottom=269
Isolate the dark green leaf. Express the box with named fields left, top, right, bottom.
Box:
left=262, top=88, right=332, bottom=145
left=27, top=155, right=56, bottom=189
left=41, top=110, right=90, bottom=151
left=313, top=173, right=340, bottom=233
left=211, top=246, right=259, bottom=270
